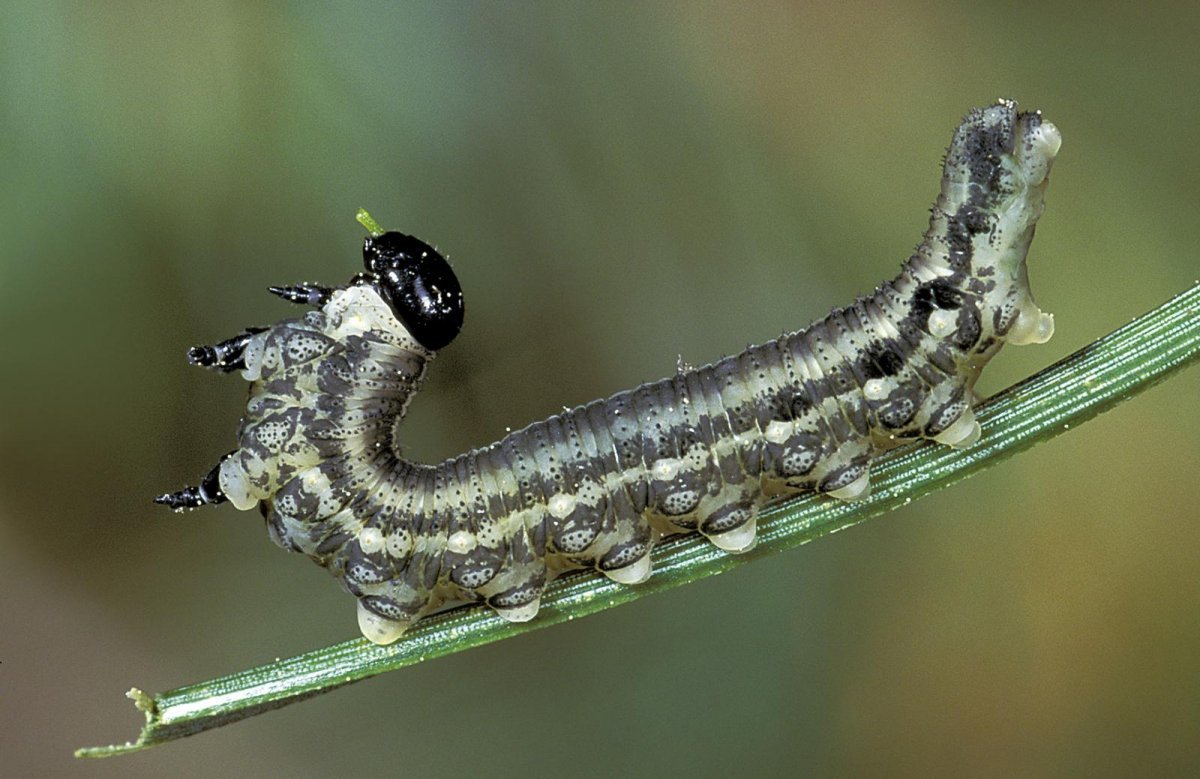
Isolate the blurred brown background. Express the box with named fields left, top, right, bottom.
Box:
left=2, top=2, right=1198, bottom=776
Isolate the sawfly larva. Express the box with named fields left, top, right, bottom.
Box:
left=158, top=99, right=1061, bottom=644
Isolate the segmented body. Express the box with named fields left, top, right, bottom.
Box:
left=186, top=101, right=1061, bottom=644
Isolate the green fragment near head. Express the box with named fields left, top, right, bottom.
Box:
left=356, top=208, right=385, bottom=237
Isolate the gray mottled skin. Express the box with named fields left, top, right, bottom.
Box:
left=216, top=100, right=1061, bottom=644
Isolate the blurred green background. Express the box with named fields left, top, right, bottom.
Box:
left=3, top=2, right=1198, bottom=775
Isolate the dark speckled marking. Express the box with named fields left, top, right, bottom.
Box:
left=953, top=304, right=983, bottom=351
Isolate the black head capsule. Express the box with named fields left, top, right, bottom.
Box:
left=362, top=231, right=465, bottom=351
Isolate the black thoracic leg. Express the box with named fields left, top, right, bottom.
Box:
left=154, top=453, right=234, bottom=511
left=268, top=282, right=333, bottom=307
left=186, top=327, right=266, bottom=372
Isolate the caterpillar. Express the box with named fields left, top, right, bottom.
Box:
left=157, top=99, right=1061, bottom=645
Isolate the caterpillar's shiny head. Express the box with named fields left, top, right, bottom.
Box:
left=362, top=232, right=464, bottom=351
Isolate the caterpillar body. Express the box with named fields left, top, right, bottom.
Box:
left=158, top=100, right=1061, bottom=645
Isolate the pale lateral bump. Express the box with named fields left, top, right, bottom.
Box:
left=446, top=529, right=477, bottom=554
left=708, top=516, right=758, bottom=553
left=1018, top=119, right=1062, bottom=185
left=494, top=597, right=541, bottom=624
left=218, top=458, right=258, bottom=510
left=934, top=408, right=982, bottom=448
left=828, top=471, right=871, bottom=501
left=358, top=527, right=385, bottom=554
left=863, top=378, right=889, bottom=401
left=547, top=492, right=577, bottom=519
left=301, top=466, right=331, bottom=494
left=604, top=553, right=652, bottom=584
left=764, top=419, right=792, bottom=445
left=927, top=309, right=957, bottom=338
left=357, top=601, right=409, bottom=645
left=238, top=333, right=266, bottom=381
left=651, top=457, right=682, bottom=482
left=1037, top=121, right=1062, bottom=157
left=1008, top=304, right=1055, bottom=346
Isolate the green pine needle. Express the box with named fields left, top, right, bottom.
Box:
left=77, top=284, right=1200, bottom=758
left=355, top=208, right=385, bottom=237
